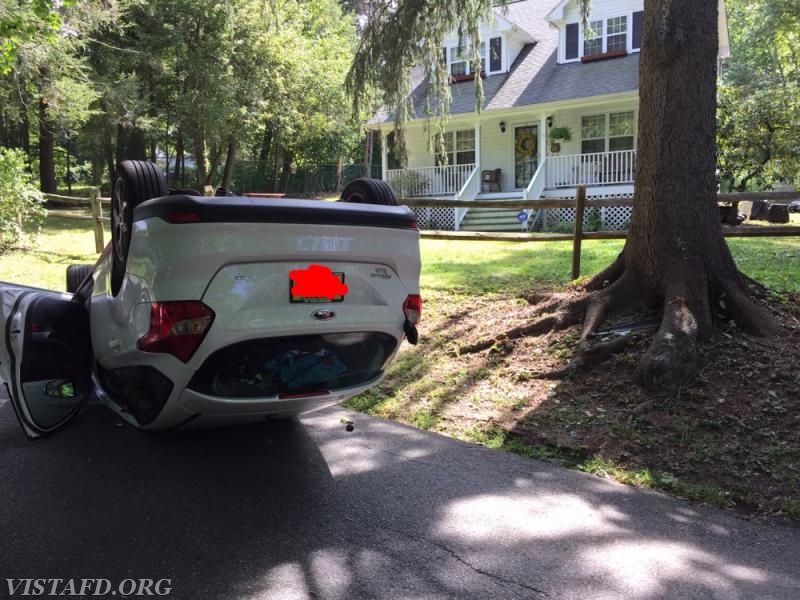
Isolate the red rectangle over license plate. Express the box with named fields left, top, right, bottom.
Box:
left=290, top=271, right=346, bottom=303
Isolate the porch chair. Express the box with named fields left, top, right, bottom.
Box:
left=481, top=168, right=501, bottom=192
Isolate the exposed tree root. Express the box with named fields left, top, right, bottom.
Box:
left=537, top=332, right=640, bottom=380
left=720, top=279, right=781, bottom=337
left=460, top=254, right=782, bottom=392
left=635, top=296, right=700, bottom=390
left=460, top=296, right=589, bottom=354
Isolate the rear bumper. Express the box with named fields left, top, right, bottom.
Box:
left=138, top=375, right=383, bottom=430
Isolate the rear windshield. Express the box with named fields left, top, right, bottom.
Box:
left=188, top=332, right=398, bottom=398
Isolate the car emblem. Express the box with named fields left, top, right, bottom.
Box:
left=312, top=309, right=337, bottom=321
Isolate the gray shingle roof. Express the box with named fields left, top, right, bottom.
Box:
left=370, top=0, right=640, bottom=125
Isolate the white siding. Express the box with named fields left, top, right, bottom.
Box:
left=563, top=0, right=643, bottom=23
left=506, top=38, right=524, bottom=71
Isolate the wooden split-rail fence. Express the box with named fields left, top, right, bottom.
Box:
left=44, top=187, right=800, bottom=280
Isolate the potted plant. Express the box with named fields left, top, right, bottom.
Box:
left=549, top=126, right=572, bottom=153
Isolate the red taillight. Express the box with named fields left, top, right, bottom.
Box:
left=137, top=301, right=215, bottom=363
left=164, top=212, right=201, bottom=223
left=403, top=294, right=422, bottom=324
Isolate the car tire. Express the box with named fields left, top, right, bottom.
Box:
left=339, top=178, right=399, bottom=206
left=66, top=264, right=94, bottom=294
left=111, top=160, right=167, bottom=296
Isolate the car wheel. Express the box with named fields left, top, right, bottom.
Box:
left=66, top=264, right=94, bottom=294
left=111, top=160, right=167, bottom=296
left=339, top=178, right=399, bottom=206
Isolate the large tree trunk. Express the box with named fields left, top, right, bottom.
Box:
left=606, top=0, right=778, bottom=387
left=363, top=129, right=374, bottom=178
left=38, top=99, right=57, bottom=194
left=468, top=0, right=779, bottom=392
left=116, top=124, right=147, bottom=161
left=193, top=133, right=207, bottom=189
left=221, top=137, right=237, bottom=192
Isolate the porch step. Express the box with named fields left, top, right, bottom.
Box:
left=459, top=208, right=531, bottom=232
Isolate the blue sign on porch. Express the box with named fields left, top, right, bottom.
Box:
left=517, top=211, right=527, bottom=223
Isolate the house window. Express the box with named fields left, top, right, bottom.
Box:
left=606, top=16, right=627, bottom=52
left=438, top=129, right=476, bottom=166
left=583, top=20, right=604, bottom=57
left=449, top=45, right=468, bottom=77
left=584, top=15, right=627, bottom=57
left=444, top=37, right=503, bottom=77
left=581, top=112, right=635, bottom=153
left=581, top=115, right=606, bottom=154
left=455, top=130, right=476, bottom=164
left=566, top=12, right=640, bottom=61
left=609, top=111, right=635, bottom=151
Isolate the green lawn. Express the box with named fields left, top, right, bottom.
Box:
left=421, top=236, right=800, bottom=295
left=0, top=209, right=99, bottom=291
left=2, top=210, right=799, bottom=294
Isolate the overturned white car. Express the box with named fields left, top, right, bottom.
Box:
left=1, top=161, right=421, bottom=439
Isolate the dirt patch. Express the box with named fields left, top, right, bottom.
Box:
left=347, top=289, right=800, bottom=521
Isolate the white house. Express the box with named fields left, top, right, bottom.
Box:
left=366, top=0, right=730, bottom=231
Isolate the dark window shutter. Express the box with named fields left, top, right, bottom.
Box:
left=442, top=47, right=447, bottom=67
left=565, top=23, right=579, bottom=60
left=489, top=37, right=502, bottom=71
left=632, top=11, right=643, bottom=49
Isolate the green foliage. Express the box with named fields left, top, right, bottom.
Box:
left=549, top=126, right=572, bottom=142
left=717, top=0, right=800, bottom=191
left=347, top=0, right=591, bottom=164
left=0, top=148, right=46, bottom=251
left=387, top=170, right=431, bottom=197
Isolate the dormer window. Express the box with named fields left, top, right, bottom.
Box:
left=444, top=36, right=504, bottom=79
left=564, top=11, right=643, bottom=63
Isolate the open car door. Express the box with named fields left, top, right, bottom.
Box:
left=0, top=285, right=92, bottom=439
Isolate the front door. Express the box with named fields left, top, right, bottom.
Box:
left=1, top=285, right=91, bottom=439
left=514, top=125, right=538, bottom=188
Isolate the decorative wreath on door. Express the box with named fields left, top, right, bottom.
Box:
left=515, top=131, right=537, bottom=156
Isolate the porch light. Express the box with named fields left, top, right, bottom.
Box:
left=547, top=116, right=553, bottom=128
left=499, top=121, right=506, bottom=133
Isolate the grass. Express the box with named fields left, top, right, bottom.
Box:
left=4, top=208, right=800, bottom=519
left=0, top=208, right=98, bottom=291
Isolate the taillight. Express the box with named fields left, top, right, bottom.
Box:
left=403, top=294, right=422, bottom=324
left=137, top=301, right=215, bottom=363
left=164, top=212, right=201, bottom=223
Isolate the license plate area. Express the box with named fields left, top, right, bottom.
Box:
left=289, top=269, right=346, bottom=303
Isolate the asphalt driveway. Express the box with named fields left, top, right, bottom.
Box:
left=1, top=395, right=798, bottom=599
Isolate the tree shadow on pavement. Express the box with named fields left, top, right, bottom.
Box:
left=0, top=398, right=799, bottom=600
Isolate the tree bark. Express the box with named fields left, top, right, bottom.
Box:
left=363, top=129, right=374, bottom=177
left=38, top=99, right=57, bottom=193
left=193, top=133, right=207, bottom=189
left=467, top=0, right=780, bottom=392
left=116, top=124, right=147, bottom=161
left=221, top=137, right=237, bottom=191
left=591, top=0, right=779, bottom=388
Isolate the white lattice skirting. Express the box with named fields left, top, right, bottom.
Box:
left=546, top=194, right=633, bottom=230
left=412, top=207, right=456, bottom=230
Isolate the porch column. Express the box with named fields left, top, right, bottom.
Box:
left=475, top=121, right=481, bottom=170
left=539, top=115, right=548, bottom=166
left=381, top=129, right=388, bottom=181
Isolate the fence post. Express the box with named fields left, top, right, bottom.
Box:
left=90, top=187, right=104, bottom=253
left=572, top=185, right=586, bottom=280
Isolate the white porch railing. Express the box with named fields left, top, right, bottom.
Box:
left=454, top=166, right=480, bottom=230
left=386, top=163, right=476, bottom=197
left=545, top=150, right=636, bottom=189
